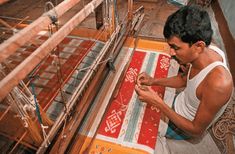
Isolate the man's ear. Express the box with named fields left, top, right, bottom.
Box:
left=194, top=41, right=206, bottom=48
left=193, top=41, right=206, bottom=52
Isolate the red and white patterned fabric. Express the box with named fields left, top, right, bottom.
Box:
left=95, top=49, right=171, bottom=153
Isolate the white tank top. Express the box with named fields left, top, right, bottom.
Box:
left=174, top=45, right=231, bottom=128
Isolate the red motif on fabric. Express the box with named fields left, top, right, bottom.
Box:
left=97, top=51, right=170, bottom=151
left=137, top=54, right=170, bottom=149
left=98, top=51, right=146, bottom=138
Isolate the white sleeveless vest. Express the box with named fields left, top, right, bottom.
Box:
left=174, top=45, right=231, bottom=128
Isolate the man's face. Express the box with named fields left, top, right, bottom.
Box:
left=167, top=36, right=195, bottom=65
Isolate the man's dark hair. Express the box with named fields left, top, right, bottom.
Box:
left=163, top=5, right=213, bottom=46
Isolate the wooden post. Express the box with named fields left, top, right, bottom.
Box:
left=95, top=2, right=104, bottom=29
left=128, top=0, right=133, bottom=21
left=111, top=1, right=116, bottom=33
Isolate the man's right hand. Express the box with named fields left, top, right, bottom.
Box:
left=136, top=72, right=154, bottom=87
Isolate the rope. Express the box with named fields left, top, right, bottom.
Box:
left=31, top=82, right=50, bottom=146
left=45, top=0, right=67, bottom=106
left=44, top=1, right=58, bottom=26
left=31, top=83, right=43, bottom=124
left=1, top=65, right=33, bottom=127
left=44, top=2, right=70, bottom=148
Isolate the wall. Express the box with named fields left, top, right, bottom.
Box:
left=218, top=0, right=235, bottom=39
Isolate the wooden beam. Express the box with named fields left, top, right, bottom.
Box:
left=211, top=0, right=235, bottom=85
left=0, top=0, right=9, bottom=5
left=0, top=0, right=82, bottom=63
left=95, top=2, right=104, bottom=29
left=0, top=0, right=104, bottom=101
left=128, top=0, right=133, bottom=20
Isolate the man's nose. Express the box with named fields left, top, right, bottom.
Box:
left=169, top=48, right=176, bottom=56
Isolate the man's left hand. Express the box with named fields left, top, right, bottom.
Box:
left=134, top=85, right=163, bottom=108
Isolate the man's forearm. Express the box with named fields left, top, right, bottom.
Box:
left=152, top=74, right=186, bottom=88
left=159, top=101, right=204, bottom=137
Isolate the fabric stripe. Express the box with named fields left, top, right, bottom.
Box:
left=79, top=47, right=133, bottom=136
left=137, top=54, right=170, bottom=149
left=158, top=59, right=179, bottom=137
left=98, top=51, right=146, bottom=138
left=117, top=53, right=151, bottom=141
left=124, top=52, right=157, bottom=142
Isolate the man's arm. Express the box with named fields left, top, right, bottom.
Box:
left=160, top=68, right=233, bottom=136
left=137, top=72, right=187, bottom=88
left=135, top=67, right=233, bottom=137
left=153, top=74, right=187, bottom=88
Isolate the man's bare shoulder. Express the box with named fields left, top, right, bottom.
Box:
left=203, top=65, right=233, bottom=101
left=207, top=66, right=232, bottom=86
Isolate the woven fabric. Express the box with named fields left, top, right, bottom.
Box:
left=89, top=49, right=171, bottom=154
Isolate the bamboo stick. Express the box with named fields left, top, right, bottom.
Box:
left=0, top=105, right=11, bottom=121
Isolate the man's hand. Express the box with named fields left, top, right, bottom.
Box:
left=135, top=85, right=163, bottom=107
left=136, top=72, right=154, bottom=87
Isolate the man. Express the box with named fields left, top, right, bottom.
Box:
left=135, top=5, right=233, bottom=139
